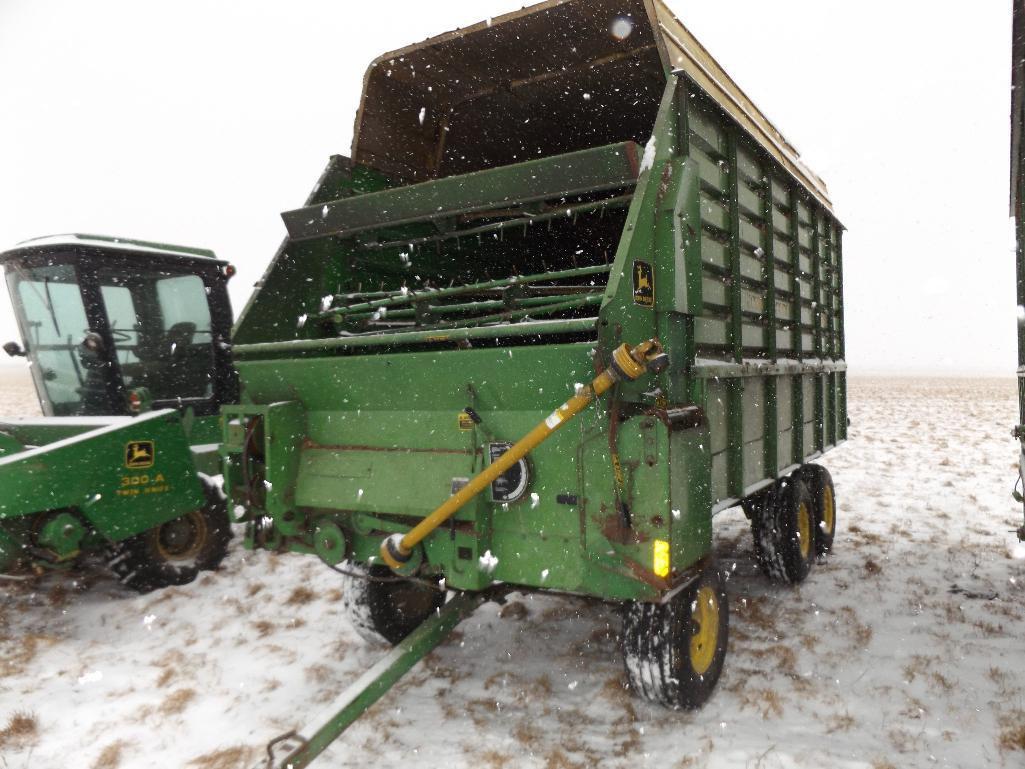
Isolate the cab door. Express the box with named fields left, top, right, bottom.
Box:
left=94, top=264, right=223, bottom=416
left=6, top=260, right=121, bottom=415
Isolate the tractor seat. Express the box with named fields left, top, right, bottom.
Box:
left=165, top=322, right=197, bottom=357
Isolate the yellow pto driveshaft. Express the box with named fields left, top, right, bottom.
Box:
left=380, top=338, right=669, bottom=571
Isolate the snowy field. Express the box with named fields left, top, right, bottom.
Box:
left=2, top=372, right=1025, bottom=769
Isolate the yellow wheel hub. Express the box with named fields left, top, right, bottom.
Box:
left=689, top=585, right=719, bottom=675
left=822, top=485, right=835, bottom=534
left=156, top=510, right=207, bottom=562
left=797, top=501, right=812, bottom=559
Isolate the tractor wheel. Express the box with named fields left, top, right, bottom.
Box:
left=797, top=464, right=836, bottom=555
left=622, top=566, right=729, bottom=709
left=340, top=562, right=446, bottom=645
left=107, top=477, right=232, bottom=593
left=750, top=475, right=815, bottom=584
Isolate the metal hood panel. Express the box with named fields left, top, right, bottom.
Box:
left=351, top=0, right=832, bottom=210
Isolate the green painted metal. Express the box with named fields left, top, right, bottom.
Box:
left=232, top=317, right=596, bottom=357
left=268, top=591, right=483, bottom=769
left=0, top=238, right=236, bottom=573
left=281, top=142, right=640, bottom=242
left=227, top=0, right=847, bottom=615
left=0, top=410, right=205, bottom=571
left=320, top=264, right=611, bottom=321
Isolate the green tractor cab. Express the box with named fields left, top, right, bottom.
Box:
left=2, top=234, right=237, bottom=423
left=0, top=234, right=237, bottom=590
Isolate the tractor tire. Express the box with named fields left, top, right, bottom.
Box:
left=107, top=477, right=232, bottom=593
left=340, top=561, right=446, bottom=646
left=622, top=566, right=729, bottom=709
left=797, top=464, right=836, bottom=555
left=750, top=475, right=815, bottom=584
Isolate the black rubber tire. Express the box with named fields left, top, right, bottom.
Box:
left=750, top=475, right=815, bottom=584
left=107, top=477, right=232, bottom=593
left=622, top=566, right=729, bottom=710
left=797, top=464, right=836, bottom=555
left=340, top=561, right=446, bottom=646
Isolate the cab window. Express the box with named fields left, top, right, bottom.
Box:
left=98, top=268, right=215, bottom=403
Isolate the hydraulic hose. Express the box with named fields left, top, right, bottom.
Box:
left=380, top=338, right=668, bottom=571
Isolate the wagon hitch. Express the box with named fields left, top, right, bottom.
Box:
left=262, top=589, right=499, bottom=769
left=380, top=338, right=668, bottom=570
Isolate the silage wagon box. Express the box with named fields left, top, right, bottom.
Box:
left=225, top=0, right=846, bottom=744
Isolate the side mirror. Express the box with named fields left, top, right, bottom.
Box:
left=2, top=341, right=25, bottom=357
left=81, top=332, right=105, bottom=354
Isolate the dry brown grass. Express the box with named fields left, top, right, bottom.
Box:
left=498, top=600, right=528, bottom=620
left=285, top=586, right=316, bottom=605
left=305, top=663, right=333, bottom=684
left=152, top=648, right=187, bottom=689
left=747, top=644, right=798, bottom=675
left=47, top=582, right=69, bottom=607
left=543, top=748, right=587, bottom=769
left=738, top=687, right=784, bottom=718
left=461, top=697, right=500, bottom=728
left=253, top=619, right=275, bottom=638
left=159, top=688, right=196, bottom=716
left=512, top=718, right=545, bottom=750
left=988, top=666, right=1013, bottom=698
left=0, top=634, right=58, bottom=677
left=973, top=619, right=1006, bottom=636
left=187, top=745, right=256, bottom=769
left=846, top=523, right=884, bottom=545
left=826, top=712, right=856, bottom=733
left=930, top=670, right=955, bottom=694
left=478, top=749, right=516, bottom=768
left=423, top=660, right=473, bottom=687
left=0, top=711, right=38, bottom=749
left=999, top=711, right=1025, bottom=752
left=837, top=606, right=873, bottom=648
left=92, top=740, right=129, bottom=769
left=902, top=654, right=937, bottom=683
left=599, top=673, right=632, bottom=705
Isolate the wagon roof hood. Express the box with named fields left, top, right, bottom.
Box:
left=352, top=0, right=831, bottom=211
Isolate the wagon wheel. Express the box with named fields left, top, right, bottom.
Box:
left=750, top=475, right=815, bottom=584
left=621, top=566, right=729, bottom=709
left=797, top=464, right=837, bottom=555
left=340, top=561, right=446, bottom=645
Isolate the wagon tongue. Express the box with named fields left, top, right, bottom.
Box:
left=351, top=0, right=666, bottom=183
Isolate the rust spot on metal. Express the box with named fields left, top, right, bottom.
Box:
left=624, top=140, right=640, bottom=178
left=643, top=403, right=705, bottom=431
left=620, top=556, right=669, bottom=591
left=655, top=161, right=673, bottom=204
left=601, top=509, right=649, bottom=545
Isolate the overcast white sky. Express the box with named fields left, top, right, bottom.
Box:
left=0, top=0, right=1014, bottom=375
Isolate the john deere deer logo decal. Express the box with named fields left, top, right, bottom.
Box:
left=125, top=440, right=155, bottom=469
left=632, top=260, right=654, bottom=307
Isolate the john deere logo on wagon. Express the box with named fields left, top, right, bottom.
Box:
left=125, top=441, right=155, bottom=469
left=632, top=260, right=654, bottom=307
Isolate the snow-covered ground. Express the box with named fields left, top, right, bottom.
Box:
left=2, top=374, right=1025, bottom=768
